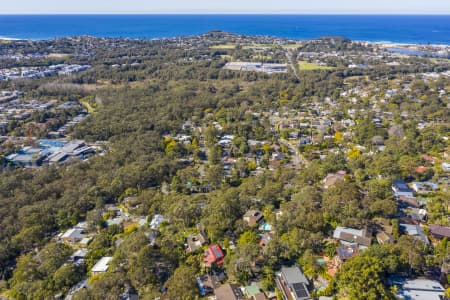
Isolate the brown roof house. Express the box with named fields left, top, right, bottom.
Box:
left=186, top=232, right=208, bottom=253
left=376, top=231, right=395, bottom=245
left=323, top=171, right=346, bottom=189
left=214, top=283, right=245, bottom=300
left=398, top=195, right=420, bottom=208
left=428, top=224, right=450, bottom=240
left=244, top=210, right=264, bottom=227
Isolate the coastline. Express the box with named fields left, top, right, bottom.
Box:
left=0, top=14, right=449, bottom=45
left=1, top=34, right=449, bottom=48
left=362, top=40, right=450, bottom=48
left=0, top=36, right=21, bottom=41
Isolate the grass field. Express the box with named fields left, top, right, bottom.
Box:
left=80, top=99, right=96, bottom=114
left=282, top=43, right=302, bottom=49
left=219, top=54, right=233, bottom=60
left=47, top=53, right=71, bottom=59
left=298, top=61, right=335, bottom=71
left=210, top=44, right=237, bottom=49
left=252, top=55, right=273, bottom=61
left=429, top=57, right=450, bottom=63
left=344, top=75, right=370, bottom=84
left=245, top=43, right=301, bottom=49
left=211, top=43, right=300, bottom=50
left=212, top=43, right=273, bottom=49
left=243, top=43, right=274, bottom=49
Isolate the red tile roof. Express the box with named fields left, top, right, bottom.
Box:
left=204, top=245, right=225, bottom=265
left=415, top=166, right=427, bottom=174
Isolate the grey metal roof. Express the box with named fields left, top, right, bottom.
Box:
left=281, top=266, right=308, bottom=285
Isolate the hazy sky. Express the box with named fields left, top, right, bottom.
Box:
left=1, top=0, right=449, bottom=14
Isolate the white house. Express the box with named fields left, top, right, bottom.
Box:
left=91, top=257, right=113, bottom=275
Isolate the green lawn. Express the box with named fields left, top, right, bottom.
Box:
left=219, top=54, right=233, bottom=60
left=210, top=43, right=237, bottom=49
left=282, top=43, right=301, bottom=49
left=243, top=43, right=274, bottom=49
left=252, top=55, right=273, bottom=61
left=298, top=61, right=335, bottom=71
left=211, top=43, right=300, bottom=50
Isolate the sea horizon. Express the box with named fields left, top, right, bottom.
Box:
left=2, top=13, right=450, bottom=15
left=0, top=14, right=449, bottom=45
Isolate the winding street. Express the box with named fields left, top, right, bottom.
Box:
left=279, top=137, right=309, bottom=169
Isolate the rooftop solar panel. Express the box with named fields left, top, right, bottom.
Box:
left=211, top=246, right=223, bottom=258
left=293, top=282, right=309, bottom=299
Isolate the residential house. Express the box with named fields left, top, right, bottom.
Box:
left=182, top=121, right=192, bottom=131
left=323, top=171, right=346, bottom=189
left=410, top=182, right=439, bottom=194
left=204, top=245, right=225, bottom=266
left=299, top=137, right=312, bottom=145
left=394, top=278, right=445, bottom=300
left=61, top=227, right=86, bottom=244
left=186, top=232, right=208, bottom=253
left=399, top=224, right=429, bottom=244
left=376, top=231, right=394, bottom=245
left=333, top=227, right=372, bottom=249
left=120, top=288, right=139, bottom=300
left=442, top=163, right=450, bottom=172
left=397, top=196, right=420, bottom=208
left=392, top=180, right=414, bottom=198
left=272, top=152, right=285, bottom=161
left=415, top=166, right=428, bottom=174
left=334, top=244, right=359, bottom=265
left=91, top=257, right=113, bottom=275
left=214, top=283, right=244, bottom=300
left=106, top=216, right=125, bottom=227
left=408, top=208, right=427, bottom=222
left=276, top=266, right=312, bottom=300
left=79, top=237, right=93, bottom=247
left=244, top=210, right=264, bottom=227
left=150, top=214, right=167, bottom=230
left=218, top=135, right=234, bottom=147
left=68, top=249, right=88, bottom=266
left=428, top=224, right=450, bottom=240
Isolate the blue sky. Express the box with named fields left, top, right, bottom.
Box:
left=1, top=0, right=449, bottom=14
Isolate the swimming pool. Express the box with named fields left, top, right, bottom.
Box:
left=39, top=139, right=67, bottom=148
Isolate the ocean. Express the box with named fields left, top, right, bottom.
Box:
left=0, top=14, right=450, bottom=44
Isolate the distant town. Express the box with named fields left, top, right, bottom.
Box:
left=0, top=64, right=91, bottom=81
